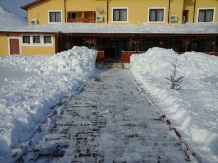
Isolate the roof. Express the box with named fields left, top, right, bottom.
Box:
left=0, top=23, right=218, bottom=36
left=21, top=0, right=46, bottom=10
left=0, top=7, right=27, bottom=28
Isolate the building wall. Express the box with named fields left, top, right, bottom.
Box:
left=26, top=0, right=217, bottom=25
left=96, top=0, right=170, bottom=24
left=0, top=34, right=9, bottom=56
left=28, top=0, right=65, bottom=25
left=0, top=33, right=56, bottom=56
left=195, top=0, right=218, bottom=23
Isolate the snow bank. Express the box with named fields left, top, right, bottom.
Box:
left=0, top=46, right=97, bottom=159
left=130, top=47, right=218, bottom=163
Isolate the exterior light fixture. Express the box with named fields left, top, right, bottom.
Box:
left=160, top=40, right=164, bottom=45
left=211, top=41, right=215, bottom=46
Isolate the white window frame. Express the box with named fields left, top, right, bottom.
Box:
left=112, top=7, right=129, bottom=23
left=148, top=7, right=166, bottom=23
left=7, top=37, right=22, bottom=55
left=21, top=34, right=53, bottom=46
left=197, top=8, right=215, bottom=23
left=48, top=10, right=62, bottom=24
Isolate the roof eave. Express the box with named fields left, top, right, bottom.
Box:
left=21, top=0, right=46, bottom=10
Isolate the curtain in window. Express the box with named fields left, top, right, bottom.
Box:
left=149, top=9, right=156, bottom=21
left=23, top=36, right=30, bottom=44
left=206, top=9, right=213, bottom=22
left=56, top=12, right=61, bottom=22
left=33, top=36, right=40, bottom=43
left=49, top=12, right=55, bottom=22
left=113, top=9, right=119, bottom=21
left=157, top=9, right=164, bottom=21
left=44, top=36, right=51, bottom=44
left=120, top=9, right=127, bottom=21
left=198, top=10, right=205, bottom=22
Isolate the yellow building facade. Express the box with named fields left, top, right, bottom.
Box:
left=22, top=0, right=218, bottom=25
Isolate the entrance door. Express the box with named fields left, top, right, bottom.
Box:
left=9, top=39, right=20, bottom=55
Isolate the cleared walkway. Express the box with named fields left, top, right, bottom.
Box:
left=22, top=69, right=190, bottom=163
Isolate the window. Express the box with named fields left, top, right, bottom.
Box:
left=23, top=36, right=30, bottom=44
left=49, top=11, right=61, bottom=23
left=33, top=36, right=40, bottom=44
left=68, top=12, right=76, bottom=18
left=149, top=9, right=164, bottom=22
left=113, top=8, right=128, bottom=21
left=21, top=35, right=53, bottom=46
left=198, top=9, right=214, bottom=22
left=44, top=36, right=51, bottom=44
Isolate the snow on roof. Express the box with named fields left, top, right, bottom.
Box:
left=0, top=15, right=217, bottom=35
left=0, top=7, right=27, bottom=28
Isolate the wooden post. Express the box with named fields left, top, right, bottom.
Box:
left=131, top=38, right=142, bottom=53
left=180, top=38, right=194, bottom=51
left=83, top=38, right=95, bottom=49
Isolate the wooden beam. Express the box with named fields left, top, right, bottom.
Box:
left=83, top=38, right=95, bottom=48
left=180, top=38, right=194, bottom=51
left=131, top=38, right=142, bottom=52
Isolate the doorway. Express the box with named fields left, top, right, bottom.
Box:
left=9, top=39, right=20, bottom=55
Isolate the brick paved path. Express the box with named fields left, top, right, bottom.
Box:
left=22, top=69, right=190, bottom=163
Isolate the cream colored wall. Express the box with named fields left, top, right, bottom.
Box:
left=170, top=0, right=184, bottom=24
left=183, top=0, right=195, bottom=23
left=28, top=0, right=65, bottom=25
left=0, top=33, right=56, bottom=56
left=195, top=0, right=218, bottom=23
left=26, top=0, right=218, bottom=25
left=66, top=0, right=95, bottom=11
left=21, top=35, right=56, bottom=55
left=96, top=0, right=170, bottom=24
left=0, top=34, right=9, bottom=56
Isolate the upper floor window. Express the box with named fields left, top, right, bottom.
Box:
left=149, top=8, right=165, bottom=22
left=112, top=8, right=128, bottom=22
left=198, top=9, right=214, bottom=22
left=49, top=11, right=61, bottom=23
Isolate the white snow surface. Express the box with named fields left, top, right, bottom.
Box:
left=0, top=19, right=218, bottom=34
left=130, top=47, right=218, bottom=163
left=0, top=46, right=97, bottom=161
left=0, top=7, right=27, bottom=28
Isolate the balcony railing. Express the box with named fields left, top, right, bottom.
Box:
left=67, top=18, right=95, bottom=23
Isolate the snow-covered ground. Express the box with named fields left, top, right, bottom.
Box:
left=130, top=47, right=218, bottom=163
left=0, top=46, right=97, bottom=162
left=0, top=47, right=217, bottom=163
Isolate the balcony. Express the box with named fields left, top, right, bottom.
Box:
left=67, top=11, right=96, bottom=23
left=67, top=18, right=95, bottom=23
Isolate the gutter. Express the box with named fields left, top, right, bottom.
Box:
left=193, top=0, right=196, bottom=23
left=107, top=0, right=109, bottom=24
left=64, top=0, right=66, bottom=23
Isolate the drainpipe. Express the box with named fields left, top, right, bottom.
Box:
left=168, top=0, right=171, bottom=24
left=193, top=0, right=196, bottom=23
left=64, top=0, right=66, bottom=23
left=107, top=0, right=109, bottom=23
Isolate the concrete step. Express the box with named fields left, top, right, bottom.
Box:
left=96, top=62, right=130, bottom=69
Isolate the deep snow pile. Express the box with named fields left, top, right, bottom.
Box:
left=0, top=7, right=27, bottom=28
left=130, top=47, right=218, bottom=163
left=0, top=46, right=97, bottom=160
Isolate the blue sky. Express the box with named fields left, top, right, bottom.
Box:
left=0, top=0, right=32, bottom=17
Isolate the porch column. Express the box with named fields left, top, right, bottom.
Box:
left=82, top=12, right=84, bottom=18
left=180, top=38, right=194, bottom=51
left=131, top=38, right=142, bottom=53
